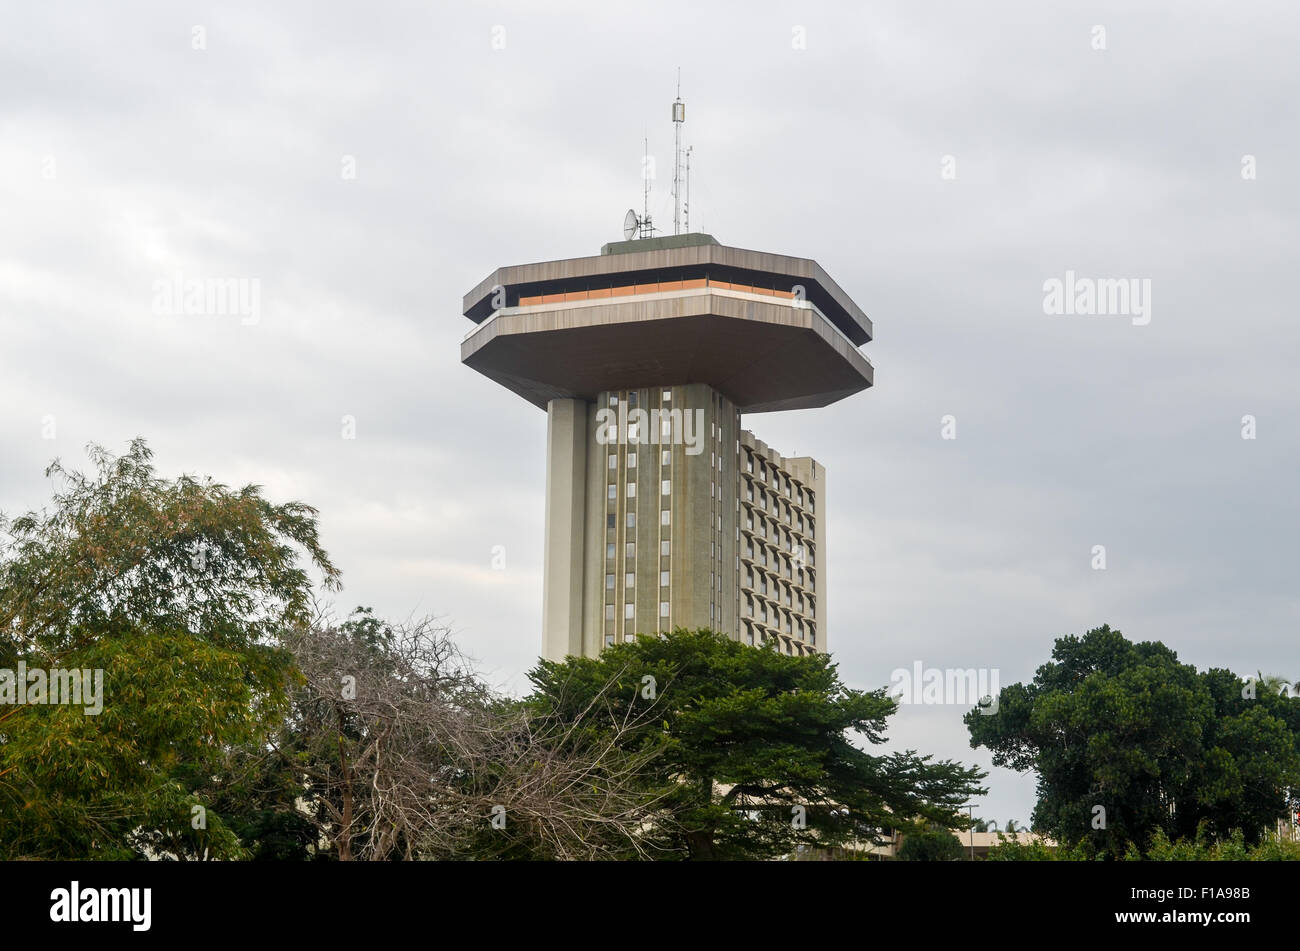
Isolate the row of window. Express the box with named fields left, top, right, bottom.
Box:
left=743, top=591, right=816, bottom=638
left=603, top=600, right=672, bottom=619
left=741, top=452, right=814, bottom=512
left=743, top=574, right=815, bottom=614
left=741, top=512, right=815, bottom=565
left=607, top=449, right=677, bottom=471
left=742, top=623, right=815, bottom=655
left=743, top=482, right=815, bottom=535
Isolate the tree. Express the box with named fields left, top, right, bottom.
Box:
left=0, top=439, right=340, bottom=859
left=526, top=628, right=986, bottom=860
left=264, top=609, right=664, bottom=860
left=965, top=624, right=1300, bottom=857
left=898, top=824, right=964, bottom=861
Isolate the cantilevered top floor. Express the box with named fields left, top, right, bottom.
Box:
left=461, top=234, right=873, bottom=414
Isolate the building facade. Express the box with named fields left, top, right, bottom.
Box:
left=462, top=234, right=871, bottom=661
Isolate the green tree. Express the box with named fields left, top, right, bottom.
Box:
left=965, top=625, right=1300, bottom=858
left=526, top=628, right=986, bottom=860
left=898, top=823, right=964, bottom=861
left=0, top=440, right=340, bottom=859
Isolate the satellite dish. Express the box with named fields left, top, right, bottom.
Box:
left=623, top=209, right=639, bottom=240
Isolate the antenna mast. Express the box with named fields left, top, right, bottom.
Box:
left=641, top=135, right=654, bottom=238
left=684, top=145, right=692, bottom=233
left=671, top=70, right=686, bottom=235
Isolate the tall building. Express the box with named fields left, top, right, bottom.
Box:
left=462, top=232, right=872, bottom=661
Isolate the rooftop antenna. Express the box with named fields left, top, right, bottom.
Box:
left=671, top=69, right=686, bottom=235
left=684, top=145, right=693, bottom=233
left=641, top=134, right=655, bottom=238
left=622, top=135, right=657, bottom=240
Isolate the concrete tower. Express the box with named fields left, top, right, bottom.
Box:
left=461, top=232, right=872, bottom=661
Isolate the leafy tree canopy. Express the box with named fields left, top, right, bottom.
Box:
left=0, top=439, right=339, bottom=859
left=526, top=628, right=986, bottom=860
left=965, top=624, right=1300, bottom=857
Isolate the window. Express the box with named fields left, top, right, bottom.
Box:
left=660, top=510, right=670, bottom=526
left=606, top=543, right=615, bottom=560
left=605, top=634, right=614, bottom=647
left=660, top=540, right=670, bottom=556
left=607, top=484, right=616, bottom=500
left=605, top=604, right=615, bottom=620
left=662, top=389, right=671, bottom=401
left=661, top=419, right=672, bottom=438
left=609, top=395, right=619, bottom=407
left=627, top=482, right=636, bottom=498
left=607, top=514, right=615, bottom=530
left=660, top=570, right=670, bottom=587
left=628, top=423, right=639, bottom=441
left=605, top=573, right=614, bottom=590
left=626, top=512, right=636, bottom=528
left=626, top=542, right=635, bottom=559
left=608, top=455, right=617, bottom=470
left=659, top=601, right=670, bottom=617
left=627, top=452, right=636, bottom=468
left=661, top=480, right=671, bottom=496
left=624, top=603, right=634, bottom=619
left=661, top=450, right=671, bottom=466
left=628, top=391, right=638, bottom=408
left=625, top=572, right=635, bottom=589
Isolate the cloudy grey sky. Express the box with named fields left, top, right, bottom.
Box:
left=2, top=0, right=1297, bottom=825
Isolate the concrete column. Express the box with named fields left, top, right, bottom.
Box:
left=542, top=399, right=588, bottom=661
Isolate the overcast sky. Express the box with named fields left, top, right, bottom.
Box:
left=2, top=0, right=1297, bottom=826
